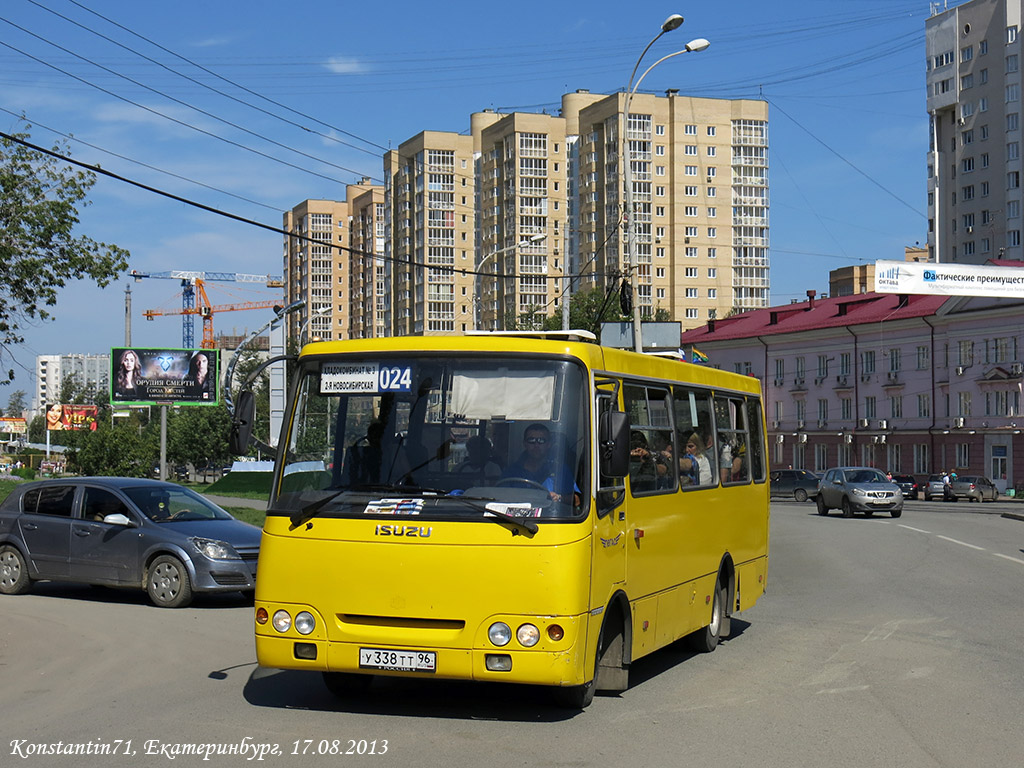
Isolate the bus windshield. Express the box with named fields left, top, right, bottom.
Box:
left=274, top=355, right=589, bottom=523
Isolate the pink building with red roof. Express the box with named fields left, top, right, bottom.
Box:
left=680, top=289, right=1024, bottom=492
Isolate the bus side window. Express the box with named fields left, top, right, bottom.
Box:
left=714, top=395, right=750, bottom=485
left=673, top=386, right=716, bottom=488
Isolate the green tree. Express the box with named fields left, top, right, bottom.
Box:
left=0, top=127, right=129, bottom=382
left=68, top=419, right=156, bottom=477
left=166, top=406, right=233, bottom=470
left=541, top=286, right=629, bottom=335
left=4, top=389, right=27, bottom=417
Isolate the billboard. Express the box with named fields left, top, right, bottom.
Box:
left=110, top=348, right=219, bottom=406
left=874, top=260, right=1024, bottom=298
left=45, top=404, right=98, bottom=431
left=0, top=417, right=28, bottom=434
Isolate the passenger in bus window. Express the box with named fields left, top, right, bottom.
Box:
left=680, top=432, right=713, bottom=486
left=651, top=432, right=675, bottom=488
left=456, top=435, right=502, bottom=483
left=730, top=438, right=748, bottom=481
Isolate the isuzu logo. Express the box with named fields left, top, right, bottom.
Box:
left=374, top=524, right=433, bottom=538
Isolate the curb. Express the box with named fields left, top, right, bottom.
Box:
left=1001, top=511, right=1024, bottom=522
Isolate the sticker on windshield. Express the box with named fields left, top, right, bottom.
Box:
left=363, top=498, right=424, bottom=515
left=484, top=502, right=541, bottom=518
left=321, top=363, right=412, bottom=394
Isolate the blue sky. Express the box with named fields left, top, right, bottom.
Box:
left=0, top=0, right=942, bottom=403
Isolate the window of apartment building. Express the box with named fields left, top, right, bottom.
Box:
left=980, top=39, right=989, bottom=55
left=685, top=186, right=698, bottom=196
left=774, top=359, right=785, bottom=382
left=656, top=226, right=666, bottom=238
left=956, top=443, right=970, bottom=469
left=1008, top=25, right=1019, bottom=44
left=685, top=226, right=698, bottom=236
left=708, top=268, right=717, bottom=278
left=1009, top=171, right=1020, bottom=189
left=962, top=157, right=975, bottom=173
left=656, top=145, right=666, bottom=156
left=935, top=50, right=954, bottom=67
left=707, top=167, right=717, bottom=177
left=685, top=145, right=697, bottom=155
left=708, top=247, right=717, bottom=258
left=981, top=152, right=990, bottom=168
left=981, top=67, right=989, bottom=84
left=1008, top=200, right=1021, bottom=218
left=656, top=186, right=665, bottom=196
left=888, top=348, right=901, bottom=372
left=657, top=247, right=666, bottom=258
left=655, top=206, right=666, bottom=217
left=962, top=185, right=975, bottom=200
left=961, top=45, right=973, bottom=62
left=962, top=74, right=974, bottom=90
left=841, top=398, right=852, bottom=420
left=685, top=308, right=698, bottom=319
left=707, top=187, right=716, bottom=197
left=958, top=391, right=972, bottom=417
left=656, top=267, right=666, bottom=278
left=982, top=181, right=990, bottom=196
left=918, top=393, right=931, bottom=419
left=958, top=340, right=974, bottom=367
left=981, top=123, right=989, bottom=139
left=1009, top=230, right=1022, bottom=247
left=817, top=399, right=828, bottom=422
left=685, top=166, right=698, bottom=176
left=685, top=206, right=698, bottom=216
left=707, top=227, right=717, bottom=238
left=686, top=287, right=698, bottom=298
left=795, top=357, right=806, bottom=380
left=914, top=444, right=929, bottom=474
left=962, top=129, right=974, bottom=145
left=865, top=396, right=876, bottom=419
left=685, top=267, right=698, bottom=278
left=980, top=97, right=989, bottom=112
left=817, top=354, right=829, bottom=378
left=707, top=147, right=716, bottom=157
left=889, top=395, right=903, bottom=419
left=963, top=212, right=975, bottom=229
left=861, top=350, right=876, bottom=375
left=795, top=400, right=806, bottom=423
left=1009, top=54, right=1020, bottom=73
left=1009, top=142, right=1021, bottom=160
left=1008, top=113, right=1019, bottom=131
left=1007, top=84, right=1021, bottom=103
left=840, top=352, right=851, bottom=376
left=708, top=288, right=717, bottom=298
left=685, top=125, right=697, bottom=135
left=707, top=207, right=717, bottom=218
left=656, top=166, right=666, bottom=176
left=982, top=237, right=992, bottom=252
left=707, top=126, right=716, bottom=136
left=685, top=247, right=698, bottom=257
left=656, top=125, right=666, bottom=136
left=656, top=288, right=666, bottom=299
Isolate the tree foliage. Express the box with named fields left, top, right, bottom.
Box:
left=3, top=389, right=27, bottom=417
left=69, top=419, right=155, bottom=477
left=0, top=127, right=129, bottom=382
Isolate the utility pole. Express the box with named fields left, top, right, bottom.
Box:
left=124, top=283, right=132, bottom=346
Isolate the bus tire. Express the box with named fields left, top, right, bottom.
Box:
left=688, top=582, right=726, bottom=653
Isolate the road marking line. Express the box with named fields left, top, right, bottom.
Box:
left=993, top=553, right=1024, bottom=565
left=899, top=525, right=931, bottom=534
left=936, top=535, right=985, bottom=551
left=816, top=686, right=870, bottom=695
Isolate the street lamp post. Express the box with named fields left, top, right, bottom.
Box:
left=622, top=14, right=708, bottom=352
left=476, top=233, right=547, bottom=330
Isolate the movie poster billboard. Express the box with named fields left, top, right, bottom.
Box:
left=45, top=404, right=99, bottom=431
left=110, top=348, right=219, bottom=406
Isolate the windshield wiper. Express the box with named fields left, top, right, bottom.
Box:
left=287, top=489, right=347, bottom=530
left=443, top=495, right=538, bottom=535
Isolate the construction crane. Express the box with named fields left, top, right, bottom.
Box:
left=131, top=269, right=284, bottom=348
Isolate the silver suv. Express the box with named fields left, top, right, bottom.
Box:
left=816, top=467, right=904, bottom=518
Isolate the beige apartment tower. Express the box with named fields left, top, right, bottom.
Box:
left=572, top=91, right=770, bottom=327
left=927, top=0, right=1023, bottom=263
left=384, top=132, right=477, bottom=335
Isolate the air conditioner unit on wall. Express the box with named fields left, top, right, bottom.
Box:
left=859, top=418, right=870, bottom=428
left=799, top=434, right=808, bottom=443
left=954, top=417, right=965, bottom=428
left=1011, top=363, right=1023, bottom=376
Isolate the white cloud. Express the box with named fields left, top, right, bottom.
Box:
left=323, top=57, right=369, bottom=74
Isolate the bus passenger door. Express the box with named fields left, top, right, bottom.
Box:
left=591, top=390, right=626, bottom=605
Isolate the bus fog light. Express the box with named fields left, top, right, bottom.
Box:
left=517, top=623, right=540, bottom=647
left=294, top=611, right=316, bottom=635
left=255, top=607, right=268, bottom=624
left=485, top=654, right=512, bottom=671
left=488, top=622, right=511, bottom=646
left=547, top=624, right=564, bottom=641
left=272, top=610, right=292, bottom=632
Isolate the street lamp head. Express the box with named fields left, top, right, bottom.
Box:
left=527, top=233, right=548, bottom=243
left=661, top=14, right=684, bottom=33
left=685, top=38, right=711, bottom=52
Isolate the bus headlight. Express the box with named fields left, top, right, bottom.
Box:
left=488, top=622, right=511, bottom=646
left=272, top=610, right=292, bottom=632
left=294, top=611, right=316, bottom=635
left=516, top=624, right=540, bottom=647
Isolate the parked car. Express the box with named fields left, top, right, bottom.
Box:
left=770, top=468, right=820, bottom=502
left=924, top=474, right=950, bottom=501
left=889, top=473, right=920, bottom=500
left=0, top=477, right=260, bottom=608
left=948, top=475, right=999, bottom=502
left=816, top=467, right=904, bottom=518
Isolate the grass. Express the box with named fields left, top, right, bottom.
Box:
left=222, top=506, right=267, bottom=527
left=0, top=478, right=21, bottom=504
left=204, top=471, right=273, bottom=498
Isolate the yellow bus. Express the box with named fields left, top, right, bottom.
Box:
left=232, top=331, right=768, bottom=708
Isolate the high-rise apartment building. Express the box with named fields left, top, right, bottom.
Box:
left=573, top=91, right=770, bottom=324
left=384, top=132, right=477, bottom=335
left=32, top=353, right=110, bottom=412
left=926, top=0, right=1023, bottom=263
left=282, top=178, right=385, bottom=344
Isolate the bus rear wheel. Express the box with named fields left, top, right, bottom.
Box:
left=688, top=583, right=726, bottom=653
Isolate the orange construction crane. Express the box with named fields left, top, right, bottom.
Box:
left=143, top=278, right=282, bottom=349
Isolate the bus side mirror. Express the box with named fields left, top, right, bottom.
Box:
left=600, top=410, right=630, bottom=478
left=229, top=390, right=256, bottom=455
